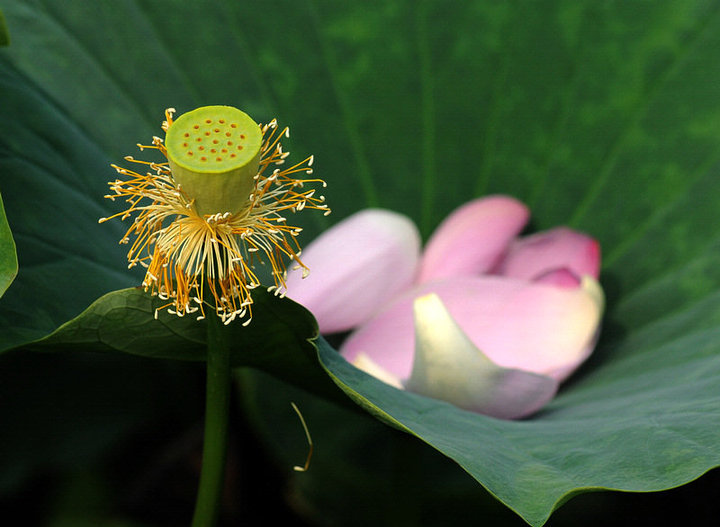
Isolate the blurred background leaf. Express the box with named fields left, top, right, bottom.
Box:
left=2, top=0, right=720, bottom=525
left=0, top=8, right=9, bottom=47
left=0, top=192, right=18, bottom=297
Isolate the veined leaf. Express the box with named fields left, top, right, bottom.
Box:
left=26, top=287, right=343, bottom=403
left=2, top=1, right=720, bottom=525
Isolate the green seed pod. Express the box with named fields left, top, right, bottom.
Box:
left=165, top=106, right=263, bottom=215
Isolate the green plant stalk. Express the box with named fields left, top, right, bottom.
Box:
left=191, top=311, right=231, bottom=527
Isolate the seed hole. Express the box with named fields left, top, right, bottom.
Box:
left=182, top=142, right=188, bottom=148
left=230, top=153, right=236, bottom=158
left=196, top=138, right=202, bottom=142
left=227, top=141, right=233, bottom=146
left=240, top=134, right=246, bottom=139
left=216, top=157, right=222, bottom=162
left=200, top=156, right=207, bottom=161
left=193, top=125, right=199, bottom=129
left=219, top=119, right=225, bottom=124
left=221, top=148, right=228, bottom=153
left=213, top=139, right=219, bottom=144
left=211, top=149, right=217, bottom=153
left=198, top=146, right=205, bottom=151
left=184, top=133, right=190, bottom=138
left=205, top=119, right=212, bottom=124
left=187, top=151, right=194, bottom=156
left=214, top=128, right=220, bottom=133
left=237, top=145, right=244, bottom=150
left=225, top=132, right=231, bottom=137
left=231, top=123, right=237, bottom=128
left=205, top=131, right=211, bottom=136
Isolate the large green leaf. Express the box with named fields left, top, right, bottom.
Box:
left=26, top=287, right=343, bottom=402
left=0, top=192, right=17, bottom=297
left=2, top=1, right=720, bottom=525
left=317, top=337, right=720, bottom=526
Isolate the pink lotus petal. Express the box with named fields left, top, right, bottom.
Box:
left=495, top=227, right=601, bottom=281
left=341, top=275, right=604, bottom=382
left=533, top=267, right=581, bottom=288
left=284, top=209, right=421, bottom=334
left=407, top=294, right=558, bottom=419
left=417, top=196, right=529, bottom=283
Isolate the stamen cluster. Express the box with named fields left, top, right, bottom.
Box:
left=100, top=108, right=330, bottom=325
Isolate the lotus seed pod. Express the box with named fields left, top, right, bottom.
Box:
left=165, top=106, right=263, bottom=215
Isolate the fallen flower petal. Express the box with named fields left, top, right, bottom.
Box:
left=341, top=275, right=604, bottom=383
left=285, top=209, right=421, bottom=334
left=532, top=267, right=583, bottom=288
left=495, top=226, right=601, bottom=281
left=405, top=294, right=558, bottom=419
left=290, top=196, right=604, bottom=418
left=418, top=196, right=529, bottom=283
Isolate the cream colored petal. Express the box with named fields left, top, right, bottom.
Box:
left=406, top=294, right=558, bottom=419
left=353, top=353, right=404, bottom=390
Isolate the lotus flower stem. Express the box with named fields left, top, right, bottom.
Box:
left=191, top=310, right=232, bottom=527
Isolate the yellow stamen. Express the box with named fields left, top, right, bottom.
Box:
left=102, top=107, right=330, bottom=324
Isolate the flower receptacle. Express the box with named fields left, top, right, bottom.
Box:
left=165, top=106, right=263, bottom=215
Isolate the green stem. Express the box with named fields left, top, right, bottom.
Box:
left=191, top=312, right=231, bottom=527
